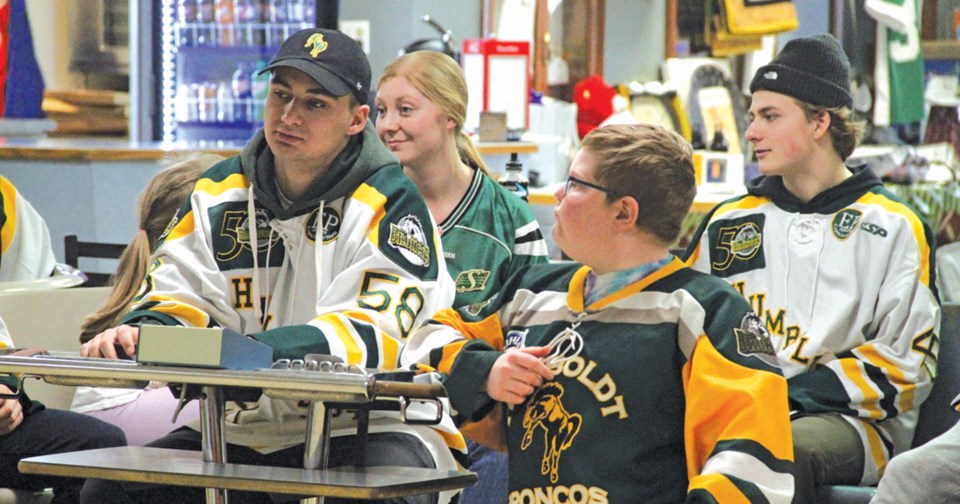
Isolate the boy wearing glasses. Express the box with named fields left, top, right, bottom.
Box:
left=403, top=124, right=795, bottom=502
left=682, top=34, right=939, bottom=502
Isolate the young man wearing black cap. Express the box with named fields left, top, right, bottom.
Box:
left=682, top=34, right=940, bottom=502
left=80, top=28, right=460, bottom=504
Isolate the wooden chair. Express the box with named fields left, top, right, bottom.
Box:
left=63, top=235, right=127, bottom=287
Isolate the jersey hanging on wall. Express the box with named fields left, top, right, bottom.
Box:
left=866, top=0, right=925, bottom=127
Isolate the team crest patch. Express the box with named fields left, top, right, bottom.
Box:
left=237, top=208, right=280, bottom=252
left=388, top=215, right=430, bottom=267
left=735, top=313, right=778, bottom=365
left=832, top=209, right=862, bottom=240
left=504, top=329, right=527, bottom=350
left=304, top=33, right=329, bottom=57
left=455, top=269, right=492, bottom=293
left=707, top=215, right=766, bottom=278
left=305, top=207, right=341, bottom=243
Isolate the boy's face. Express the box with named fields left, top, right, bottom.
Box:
left=553, top=147, right=618, bottom=266
left=264, top=67, right=368, bottom=174
left=745, top=90, right=819, bottom=177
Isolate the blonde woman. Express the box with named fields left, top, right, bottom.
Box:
left=71, top=153, right=224, bottom=445
left=376, top=51, right=549, bottom=503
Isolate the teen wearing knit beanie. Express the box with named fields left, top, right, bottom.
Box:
left=682, top=33, right=940, bottom=503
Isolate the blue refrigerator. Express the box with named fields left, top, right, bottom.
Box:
left=131, top=0, right=339, bottom=142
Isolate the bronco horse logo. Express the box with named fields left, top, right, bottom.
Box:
left=521, top=382, right=582, bottom=483
left=304, top=33, right=329, bottom=57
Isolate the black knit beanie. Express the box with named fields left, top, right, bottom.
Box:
left=749, top=34, right=852, bottom=109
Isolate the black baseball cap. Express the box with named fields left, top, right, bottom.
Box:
left=259, top=28, right=371, bottom=104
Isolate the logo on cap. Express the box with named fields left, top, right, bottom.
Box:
left=764, top=71, right=778, bottom=80
left=304, top=33, right=329, bottom=58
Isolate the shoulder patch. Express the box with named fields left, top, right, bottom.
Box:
left=455, top=269, right=492, bottom=293
left=388, top=214, right=431, bottom=267
left=504, top=328, right=527, bottom=350
left=832, top=208, right=862, bottom=240
left=734, top=313, right=778, bottom=366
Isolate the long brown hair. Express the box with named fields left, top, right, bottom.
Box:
left=378, top=51, right=489, bottom=175
left=79, top=153, right=223, bottom=343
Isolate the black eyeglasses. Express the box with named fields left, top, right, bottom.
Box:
left=563, top=175, right=619, bottom=197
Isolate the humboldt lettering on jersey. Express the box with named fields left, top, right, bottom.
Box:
left=305, top=207, right=341, bottom=243
left=707, top=214, right=766, bottom=277
left=832, top=208, right=862, bottom=240
left=508, top=484, right=609, bottom=504
left=388, top=215, right=430, bottom=267
left=733, top=281, right=810, bottom=363
left=455, top=269, right=491, bottom=293
left=559, top=356, right=628, bottom=419
left=521, top=383, right=582, bottom=483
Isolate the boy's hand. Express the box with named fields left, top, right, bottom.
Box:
left=0, top=385, right=23, bottom=435
left=80, top=325, right=140, bottom=359
left=486, top=346, right=556, bottom=404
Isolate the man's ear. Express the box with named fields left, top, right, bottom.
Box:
left=614, top=195, right=640, bottom=229
left=812, top=110, right=831, bottom=139
left=348, top=104, right=370, bottom=135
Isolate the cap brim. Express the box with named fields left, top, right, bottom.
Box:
left=259, top=59, right=352, bottom=97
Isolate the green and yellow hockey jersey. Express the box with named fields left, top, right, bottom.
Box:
left=403, top=258, right=795, bottom=503
left=439, top=168, right=548, bottom=308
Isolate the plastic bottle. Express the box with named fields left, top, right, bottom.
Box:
left=214, top=0, right=235, bottom=46
left=196, top=0, right=216, bottom=46
left=232, top=61, right=252, bottom=124
left=498, top=153, right=529, bottom=202
left=177, top=0, right=197, bottom=46
left=198, top=82, right=219, bottom=123
left=217, top=81, right=235, bottom=123
left=287, top=0, right=304, bottom=25
left=234, top=0, right=259, bottom=46
left=303, top=0, right=315, bottom=23
left=265, top=0, right=288, bottom=47
left=250, top=60, right=270, bottom=124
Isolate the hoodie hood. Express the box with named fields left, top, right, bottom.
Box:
left=746, top=164, right=882, bottom=214
left=239, top=122, right=399, bottom=218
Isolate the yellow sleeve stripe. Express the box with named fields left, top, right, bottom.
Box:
left=840, top=358, right=883, bottom=419
left=432, top=309, right=505, bottom=350
left=858, top=418, right=890, bottom=477
left=316, top=313, right=363, bottom=365
left=438, top=340, right=468, bottom=374
left=142, top=294, right=210, bottom=328
left=687, top=473, right=750, bottom=504
left=351, top=183, right=387, bottom=247
left=714, top=195, right=768, bottom=214
left=434, top=426, right=467, bottom=452
left=683, top=336, right=793, bottom=472
left=856, top=343, right=916, bottom=414
left=194, top=173, right=248, bottom=196
left=165, top=209, right=195, bottom=242
left=342, top=309, right=399, bottom=368
left=0, top=176, right=17, bottom=254
left=859, top=192, right=931, bottom=287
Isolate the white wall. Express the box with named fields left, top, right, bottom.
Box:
left=25, top=0, right=83, bottom=90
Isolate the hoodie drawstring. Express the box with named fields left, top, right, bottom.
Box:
left=314, top=200, right=325, bottom=314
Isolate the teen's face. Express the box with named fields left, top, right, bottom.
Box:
left=375, top=76, right=454, bottom=168
left=264, top=67, right=367, bottom=171
left=553, top=148, right=617, bottom=265
left=745, top=90, right=819, bottom=176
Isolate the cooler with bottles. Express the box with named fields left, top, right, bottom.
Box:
left=156, top=0, right=329, bottom=142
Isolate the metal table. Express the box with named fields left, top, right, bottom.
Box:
left=0, top=352, right=476, bottom=503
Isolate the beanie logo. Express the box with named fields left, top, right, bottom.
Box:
left=304, top=34, right=329, bottom=58
left=764, top=71, right=778, bottom=80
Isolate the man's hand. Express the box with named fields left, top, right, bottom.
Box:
left=80, top=325, right=140, bottom=359
left=0, top=385, right=23, bottom=435
left=486, top=346, right=556, bottom=405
